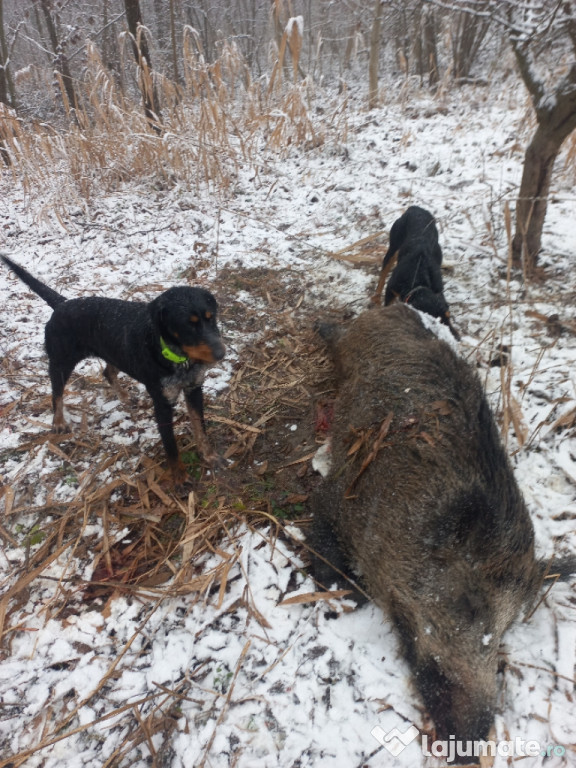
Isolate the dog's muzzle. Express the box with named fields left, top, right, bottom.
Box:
left=182, top=340, right=226, bottom=364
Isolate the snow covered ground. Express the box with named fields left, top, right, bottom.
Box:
left=0, top=75, right=575, bottom=767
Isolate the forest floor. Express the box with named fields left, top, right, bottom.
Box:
left=1, top=74, right=576, bottom=767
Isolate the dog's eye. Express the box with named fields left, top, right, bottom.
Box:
left=190, top=314, right=199, bottom=323
left=205, top=311, right=212, bottom=320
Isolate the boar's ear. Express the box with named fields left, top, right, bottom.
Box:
left=315, top=321, right=344, bottom=346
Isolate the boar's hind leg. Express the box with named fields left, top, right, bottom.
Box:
left=307, top=514, right=368, bottom=605
left=540, top=554, right=576, bottom=582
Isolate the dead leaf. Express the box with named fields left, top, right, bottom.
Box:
left=345, top=412, right=393, bottom=496
left=417, top=431, right=436, bottom=446
left=509, top=394, right=528, bottom=447
left=551, top=406, right=576, bottom=431
left=430, top=400, right=452, bottom=416
left=283, top=493, right=308, bottom=504
left=278, top=589, right=352, bottom=606
left=347, top=434, right=367, bottom=457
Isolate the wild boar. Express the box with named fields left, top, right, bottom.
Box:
left=308, top=303, right=574, bottom=750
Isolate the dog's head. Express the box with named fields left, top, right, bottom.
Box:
left=150, top=286, right=226, bottom=364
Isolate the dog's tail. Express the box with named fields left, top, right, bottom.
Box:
left=1, top=254, right=66, bottom=309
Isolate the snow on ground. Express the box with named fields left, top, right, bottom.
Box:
left=1, top=76, right=575, bottom=767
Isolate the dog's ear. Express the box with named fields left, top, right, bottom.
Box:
left=148, top=295, right=177, bottom=340
left=148, top=296, right=163, bottom=331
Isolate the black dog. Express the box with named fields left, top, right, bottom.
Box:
left=371, top=206, right=459, bottom=339
left=1, top=254, right=225, bottom=484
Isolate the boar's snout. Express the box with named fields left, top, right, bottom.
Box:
left=415, top=656, right=496, bottom=744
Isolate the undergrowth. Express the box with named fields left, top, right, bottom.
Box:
left=0, top=29, right=348, bottom=207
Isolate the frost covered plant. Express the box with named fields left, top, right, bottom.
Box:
left=213, top=664, right=233, bottom=694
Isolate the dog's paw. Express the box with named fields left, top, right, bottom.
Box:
left=169, top=459, right=192, bottom=487
left=51, top=422, right=71, bottom=434
left=174, top=478, right=195, bottom=495
left=163, top=461, right=195, bottom=495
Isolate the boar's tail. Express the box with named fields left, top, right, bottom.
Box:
left=539, top=555, right=576, bottom=583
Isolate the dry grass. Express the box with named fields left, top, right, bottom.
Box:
left=0, top=270, right=335, bottom=765
left=0, top=37, right=342, bottom=755
left=0, top=34, right=346, bottom=209
left=563, top=125, right=576, bottom=179
left=3, top=33, right=575, bottom=761
left=2, top=255, right=574, bottom=764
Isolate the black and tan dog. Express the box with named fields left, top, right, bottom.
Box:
left=1, top=254, right=225, bottom=485
left=371, top=206, right=459, bottom=339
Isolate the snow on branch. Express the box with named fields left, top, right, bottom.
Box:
left=510, top=35, right=546, bottom=105
left=285, top=16, right=304, bottom=38
left=422, top=0, right=539, bottom=36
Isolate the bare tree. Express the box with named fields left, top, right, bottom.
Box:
left=368, top=0, right=384, bottom=109
left=419, top=2, right=439, bottom=87
left=101, top=0, right=122, bottom=81
left=387, top=2, right=441, bottom=89
left=0, top=0, right=16, bottom=108
left=508, top=1, right=576, bottom=272
left=169, top=0, right=180, bottom=85
left=0, top=0, right=10, bottom=165
left=123, top=0, right=162, bottom=130
left=38, top=0, right=80, bottom=119
left=450, top=0, right=492, bottom=82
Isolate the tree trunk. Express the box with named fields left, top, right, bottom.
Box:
left=0, top=0, right=10, bottom=165
left=422, top=6, right=439, bottom=88
left=0, top=0, right=16, bottom=109
left=123, top=0, right=162, bottom=131
left=368, top=0, right=384, bottom=109
left=510, top=24, right=576, bottom=274
left=153, top=0, right=167, bottom=52
left=451, top=4, right=490, bottom=82
left=512, top=85, right=576, bottom=272
left=102, top=0, right=121, bottom=82
left=512, top=127, right=560, bottom=272
left=39, top=0, right=79, bottom=119
left=169, top=0, right=180, bottom=86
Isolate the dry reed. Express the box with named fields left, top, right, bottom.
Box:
left=0, top=28, right=344, bottom=209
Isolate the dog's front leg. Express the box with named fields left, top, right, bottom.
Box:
left=148, top=386, right=188, bottom=485
left=184, top=386, right=219, bottom=466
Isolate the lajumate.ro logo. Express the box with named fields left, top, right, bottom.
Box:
left=371, top=722, right=567, bottom=763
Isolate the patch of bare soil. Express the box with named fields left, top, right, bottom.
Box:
left=207, top=263, right=338, bottom=526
